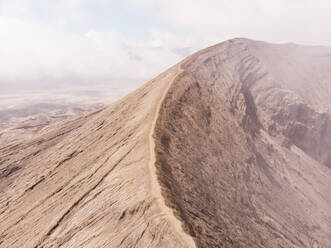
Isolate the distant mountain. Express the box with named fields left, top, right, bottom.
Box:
left=1, top=38, right=330, bottom=248
left=0, top=102, right=104, bottom=147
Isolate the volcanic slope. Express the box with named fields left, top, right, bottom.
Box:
left=0, top=64, right=194, bottom=247
left=1, top=38, right=331, bottom=248
left=154, top=38, right=331, bottom=247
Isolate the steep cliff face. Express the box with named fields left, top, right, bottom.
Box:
left=154, top=39, right=331, bottom=247
left=247, top=40, right=331, bottom=168
left=1, top=38, right=331, bottom=248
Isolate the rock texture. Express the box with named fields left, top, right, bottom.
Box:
left=1, top=38, right=331, bottom=248
left=155, top=39, right=331, bottom=247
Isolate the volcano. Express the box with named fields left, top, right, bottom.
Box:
left=1, top=38, right=331, bottom=248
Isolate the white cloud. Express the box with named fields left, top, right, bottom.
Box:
left=130, top=0, right=331, bottom=46
left=0, top=0, right=330, bottom=94
left=0, top=15, right=190, bottom=92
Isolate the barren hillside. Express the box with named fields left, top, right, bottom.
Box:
left=1, top=38, right=331, bottom=248
left=155, top=38, right=331, bottom=247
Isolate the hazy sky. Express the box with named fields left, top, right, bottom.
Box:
left=0, top=0, right=330, bottom=93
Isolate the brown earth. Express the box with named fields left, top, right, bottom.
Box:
left=1, top=38, right=331, bottom=247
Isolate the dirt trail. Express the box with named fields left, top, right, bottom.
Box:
left=148, top=63, right=196, bottom=247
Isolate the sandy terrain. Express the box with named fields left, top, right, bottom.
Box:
left=0, top=63, right=194, bottom=247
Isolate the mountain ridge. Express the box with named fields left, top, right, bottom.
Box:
left=1, top=38, right=331, bottom=247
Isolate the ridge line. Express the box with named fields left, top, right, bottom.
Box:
left=147, top=63, right=196, bottom=247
